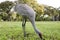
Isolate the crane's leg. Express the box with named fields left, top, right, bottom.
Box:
left=29, top=16, right=43, bottom=40
left=22, top=16, right=27, bottom=37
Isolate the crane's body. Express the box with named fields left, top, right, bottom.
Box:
left=10, top=3, right=44, bottom=40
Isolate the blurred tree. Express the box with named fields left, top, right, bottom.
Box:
left=44, top=5, right=59, bottom=21
left=57, top=7, right=60, bottom=21
left=0, top=1, right=14, bottom=21
left=0, top=1, right=14, bottom=13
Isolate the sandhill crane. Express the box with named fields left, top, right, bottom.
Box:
left=10, top=1, right=44, bottom=40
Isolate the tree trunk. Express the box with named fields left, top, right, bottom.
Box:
left=59, top=14, right=60, bottom=21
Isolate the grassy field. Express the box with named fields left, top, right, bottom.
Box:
left=0, top=21, right=60, bottom=40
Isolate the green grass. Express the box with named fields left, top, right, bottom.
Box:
left=0, top=21, right=60, bottom=40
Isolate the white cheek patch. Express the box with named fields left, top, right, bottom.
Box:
left=10, top=6, right=17, bottom=14
left=14, top=11, right=17, bottom=14
left=10, top=6, right=15, bottom=12
left=10, top=8, right=14, bottom=12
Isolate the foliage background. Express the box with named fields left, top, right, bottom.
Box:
left=0, top=0, right=60, bottom=21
